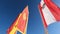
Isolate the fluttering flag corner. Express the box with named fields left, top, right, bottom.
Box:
left=7, top=6, right=29, bottom=34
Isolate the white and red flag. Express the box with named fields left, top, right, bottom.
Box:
left=38, top=0, right=60, bottom=28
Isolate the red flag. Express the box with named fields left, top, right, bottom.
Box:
left=7, top=6, right=29, bottom=34
left=38, top=0, right=60, bottom=28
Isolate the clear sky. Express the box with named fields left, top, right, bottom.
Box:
left=0, top=0, right=60, bottom=34
left=48, top=22, right=60, bottom=34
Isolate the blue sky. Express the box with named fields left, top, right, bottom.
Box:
left=0, top=0, right=60, bottom=34
left=52, top=0, right=60, bottom=7
left=0, top=0, right=45, bottom=34
left=48, top=22, right=60, bottom=34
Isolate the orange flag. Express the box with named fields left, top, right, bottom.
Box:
left=7, top=6, right=29, bottom=34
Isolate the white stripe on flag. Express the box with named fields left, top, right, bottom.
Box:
left=41, top=0, right=56, bottom=25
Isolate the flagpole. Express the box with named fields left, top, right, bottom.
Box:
left=41, top=0, right=48, bottom=34
left=44, top=25, right=48, bottom=34
left=41, top=0, right=48, bottom=33
left=38, top=0, right=48, bottom=33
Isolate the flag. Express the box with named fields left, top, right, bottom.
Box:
left=7, top=6, right=29, bottom=34
left=38, top=0, right=60, bottom=28
left=38, top=0, right=60, bottom=34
